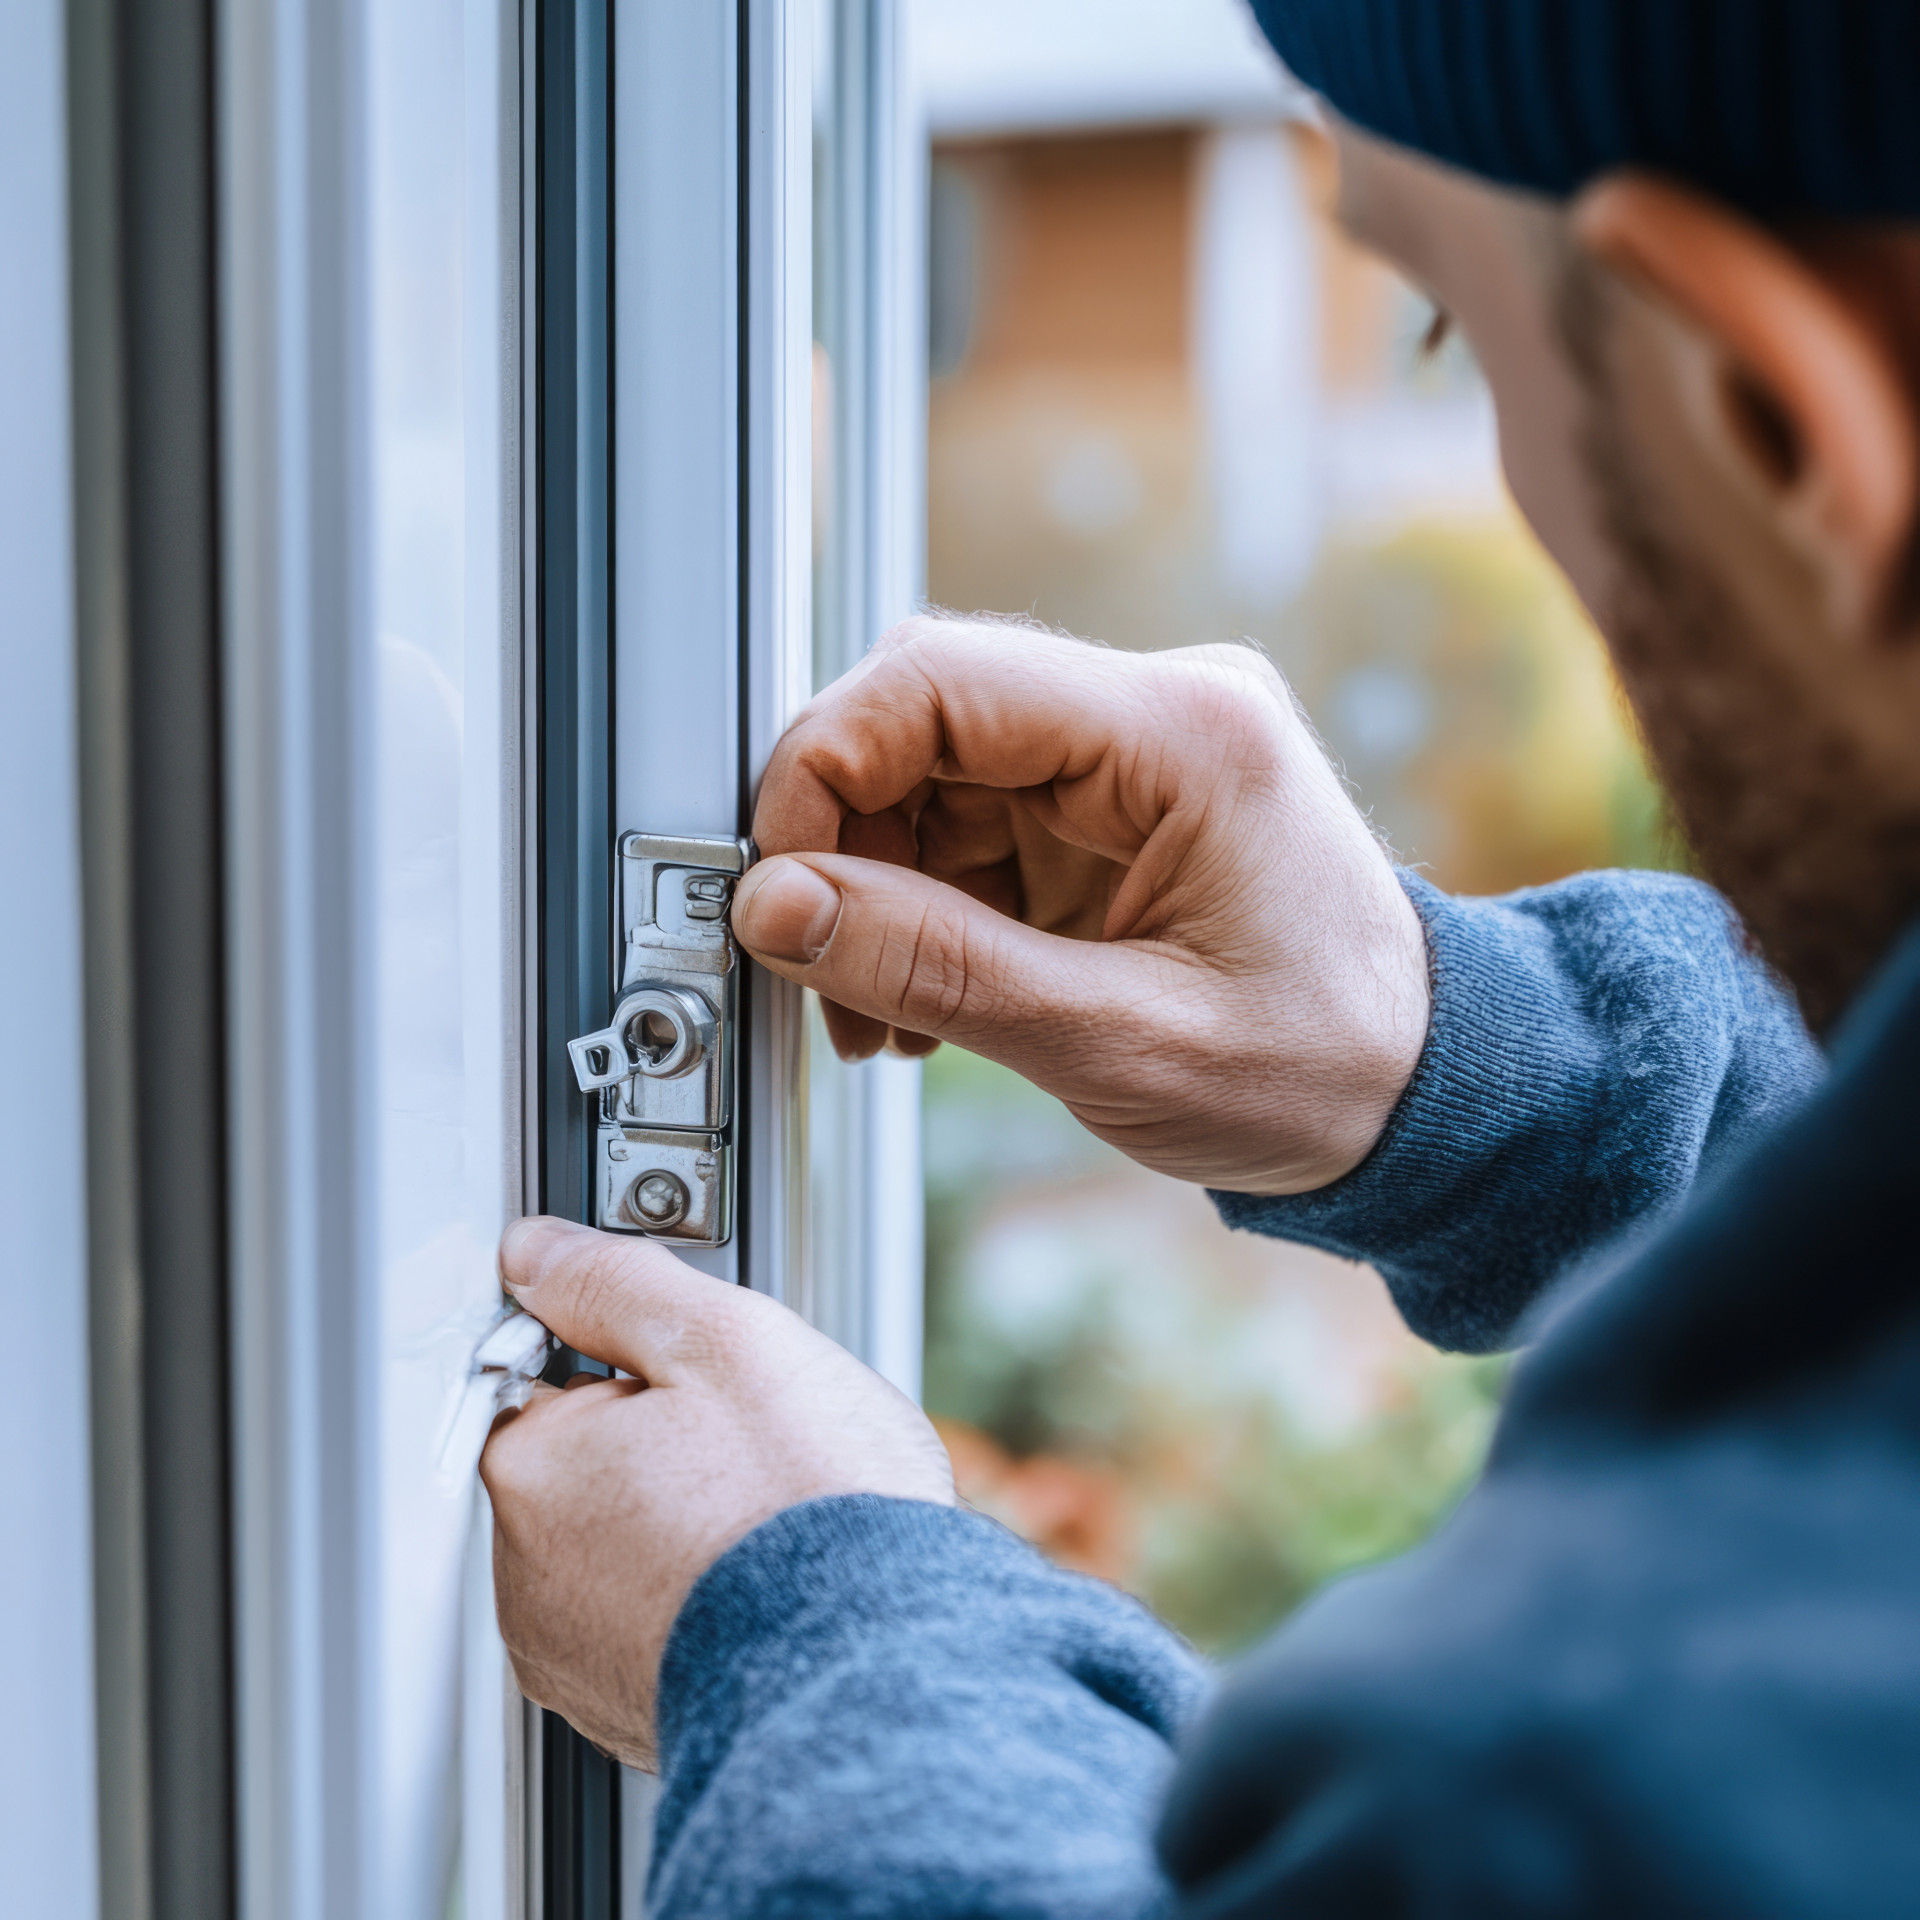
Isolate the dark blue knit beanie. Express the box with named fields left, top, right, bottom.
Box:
left=1248, top=0, right=1920, bottom=219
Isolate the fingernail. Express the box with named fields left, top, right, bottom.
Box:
left=734, top=859, right=843, bottom=964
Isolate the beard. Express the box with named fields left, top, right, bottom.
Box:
left=1586, top=416, right=1920, bottom=1035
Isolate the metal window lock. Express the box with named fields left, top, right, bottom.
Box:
left=567, top=832, right=746, bottom=1246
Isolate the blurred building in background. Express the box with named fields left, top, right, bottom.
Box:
left=910, top=0, right=1678, bottom=1653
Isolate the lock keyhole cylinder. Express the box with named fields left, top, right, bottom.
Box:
left=567, top=984, right=714, bottom=1092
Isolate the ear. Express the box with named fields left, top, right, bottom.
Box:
left=1572, top=173, right=1919, bottom=639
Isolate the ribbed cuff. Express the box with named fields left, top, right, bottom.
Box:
left=655, top=1496, right=1204, bottom=1839
left=659, top=1498, right=1052, bottom=1777
left=1211, top=872, right=1606, bottom=1352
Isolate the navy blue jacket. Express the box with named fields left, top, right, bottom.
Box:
left=646, top=872, right=1920, bottom=1917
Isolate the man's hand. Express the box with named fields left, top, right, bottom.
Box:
left=480, top=1217, right=955, bottom=1770
left=734, top=616, right=1430, bottom=1195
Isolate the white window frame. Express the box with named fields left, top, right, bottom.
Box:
left=808, top=0, right=928, bottom=1396
left=220, top=0, right=527, bottom=1912
left=0, top=2, right=98, bottom=1910
left=1, top=1, right=923, bottom=1912
left=577, top=2, right=927, bottom=1904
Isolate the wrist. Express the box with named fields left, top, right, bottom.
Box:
left=1225, top=869, right=1433, bottom=1195
left=1320, top=877, right=1434, bottom=1184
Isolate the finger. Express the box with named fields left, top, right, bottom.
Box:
left=484, top=1374, right=636, bottom=1473
left=821, top=995, right=889, bottom=1062
left=479, top=1380, right=560, bottom=1514
left=816, top=1000, right=943, bottom=1065
left=751, top=619, right=1171, bottom=860
left=836, top=803, right=921, bottom=869
left=486, top=1378, right=560, bottom=1441
left=731, top=850, right=1154, bottom=1074
left=479, top=1379, right=644, bottom=1551
left=914, top=783, right=1021, bottom=888
left=496, top=1216, right=749, bottom=1383
left=1005, top=803, right=1122, bottom=941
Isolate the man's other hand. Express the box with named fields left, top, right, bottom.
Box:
left=734, top=616, right=1430, bottom=1195
left=480, top=1216, right=955, bottom=1770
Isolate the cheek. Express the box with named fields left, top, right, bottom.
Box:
left=1476, top=347, right=1617, bottom=624
left=1496, top=408, right=1606, bottom=607
left=1435, top=256, right=1620, bottom=624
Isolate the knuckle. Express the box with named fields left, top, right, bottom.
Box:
left=647, top=1275, right=758, bottom=1376
left=889, top=902, right=978, bottom=1032
left=883, top=899, right=1019, bottom=1037
left=1168, top=644, right=1284, bottom=713
left=876, top=611, right=947, bottom=654
left=563, top=1236, right=647, bottom=1334
left=517, top=1231, right=675, bottom=1372
left=687, top=1278, right=754, bottom=1348
left=669, top=1310, right=751, bottom=1377
left=892, top=610, right=1039, bottom=678
left=1160, top=650, right=1290, bottom=767
left=479, top=1414, right=541, bottom=1501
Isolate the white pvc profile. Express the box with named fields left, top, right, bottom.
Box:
left=610, top=0, right=924, bottom=1356
left=611, top=4, right=740, bottom=843
left=606, top=1, right=929, bottom=1898
left=610, top=0, right=743, bottom=1301
left=0, top=4, right=100, bottom=1911
left=611, top=0, right=814, bottom=1304
left=739, top=0, right=818, bottom=1311
left=608, top=2, right=818, bottom=1901
left=219, top=1, right=364, bottom=1902
left=220, top=0, right=525, bottom=1913
left=807, top=0, right=929, bottom=1395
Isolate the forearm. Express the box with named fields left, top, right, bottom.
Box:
left=649, top=1496, right=1209, bottom=1920
left=1214, top=870, right=1823, bottom=1352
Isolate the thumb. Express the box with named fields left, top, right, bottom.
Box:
left=498, top=1215, right=750, bottom=1382
left=731, top=852, right=1137, bottom=1075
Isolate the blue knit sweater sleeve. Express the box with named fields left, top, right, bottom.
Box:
left=648, top=1495, right=1208, bottom=1920
left=1212, top=871, right=1822, bottom=1354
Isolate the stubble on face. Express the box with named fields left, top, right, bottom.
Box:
left=1562, top=268, right=1920, bottom=1035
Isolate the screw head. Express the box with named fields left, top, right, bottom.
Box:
left=628, top=1170, right=690, bottom=1229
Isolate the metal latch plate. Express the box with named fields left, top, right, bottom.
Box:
left=598, top=1129, right=733, bottom=1243
left=569, top=832, right=746, bottom=1246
